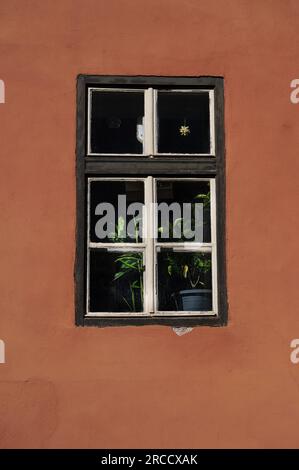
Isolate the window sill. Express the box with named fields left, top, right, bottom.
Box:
left=77, top=314, right=227, bottom=328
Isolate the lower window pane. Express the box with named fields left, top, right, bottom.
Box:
left=157, top=251, right=212, bottom=312
left=89, top=250, right=144, bottom=313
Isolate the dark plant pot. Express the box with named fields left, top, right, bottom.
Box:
left=175, top=289, right=212, bottom=311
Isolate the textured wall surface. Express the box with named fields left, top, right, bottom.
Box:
left=0, top=0, right=299, bottom=448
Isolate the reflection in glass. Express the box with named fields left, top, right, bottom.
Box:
left=89, top=250, right=144, bottom=312
left=157, top=251, right=212, bottom=311
left=90, top=180, right=144, bottom=243
left=90, top=90, right=144, bottom=154
left=157, top=92, right=210, bottom=154
left=157, top=180, right=211, bottom=243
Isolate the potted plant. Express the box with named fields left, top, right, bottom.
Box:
left=165, top=252, right=212, bottom=311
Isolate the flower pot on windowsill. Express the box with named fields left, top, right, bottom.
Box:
left=174, top=289, right=212, bottom=312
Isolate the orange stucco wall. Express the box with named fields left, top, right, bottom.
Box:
left=0, top=0, right=299, bottom=449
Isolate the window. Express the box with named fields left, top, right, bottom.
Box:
left=87, top=87, right=214, bottom=156
left=76, top=76, right=227, bottom=327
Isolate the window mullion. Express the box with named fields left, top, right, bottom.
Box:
left=156, top=244, right=213, bottom=252
left=89, top=242, right=146, bottom=249
left=144, top=176, right=155, bottom=313
left=144, top=88, right=154, bottom=155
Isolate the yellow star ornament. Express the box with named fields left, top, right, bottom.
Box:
left=179, top=125, right=190, bottom=136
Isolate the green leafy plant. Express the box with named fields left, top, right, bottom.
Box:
left=109, top=216, right=142, bottom=243
left=194, top=191, right=210, bottom=207
left=108, top=215, right=126, bottom=242
left=158, top=191, right=210, bottom=242
left=113, top=252, right=144, bottom=311
left=110, top=214, right=143, bottom=311
left=166, top=252, right=211, bottom=289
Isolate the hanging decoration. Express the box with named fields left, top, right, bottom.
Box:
left=179, top=118, right=190, bottom=136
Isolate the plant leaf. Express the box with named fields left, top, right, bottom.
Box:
left=183, top=265, right=189, bottom=278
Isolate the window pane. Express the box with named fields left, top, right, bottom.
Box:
left=157, top=251, right=212, bottom=311
left=89, top=250, right=144, bottom=312
left=89, top=180, right=144, bottom=243
left=90, top=90, right=144, bottom=154
left=156, top=180, right=211, bottom=243
left=157, top=92, right=210, bottom=154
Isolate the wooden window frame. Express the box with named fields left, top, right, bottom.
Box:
left=75, top=75, right=227, bottom=328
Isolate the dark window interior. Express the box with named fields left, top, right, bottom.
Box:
left=89, top=250, right=143, bottom=312
left=90, top=91, right=144, bottom=154
left=157, top=251, right=212, bottom=311
left=157, top=180, right=211, bottom=242
left=89, top=180, right=144, bottom=243
left=157, top=92, right=210, bottom=154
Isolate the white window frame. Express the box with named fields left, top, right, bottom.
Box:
left=87, top=88, right=215, bottom=157
left=86, top=176, right=218, bottom=318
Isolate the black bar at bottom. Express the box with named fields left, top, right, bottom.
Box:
left=0, top=449, right=298, bottom=466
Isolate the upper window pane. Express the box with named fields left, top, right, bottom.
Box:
left=89, top=90, right=144, bottom=154
left=157, top=91, right=210, bottom=154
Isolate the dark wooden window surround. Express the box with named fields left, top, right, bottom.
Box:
left=75, top=75, right=227, bottom=327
